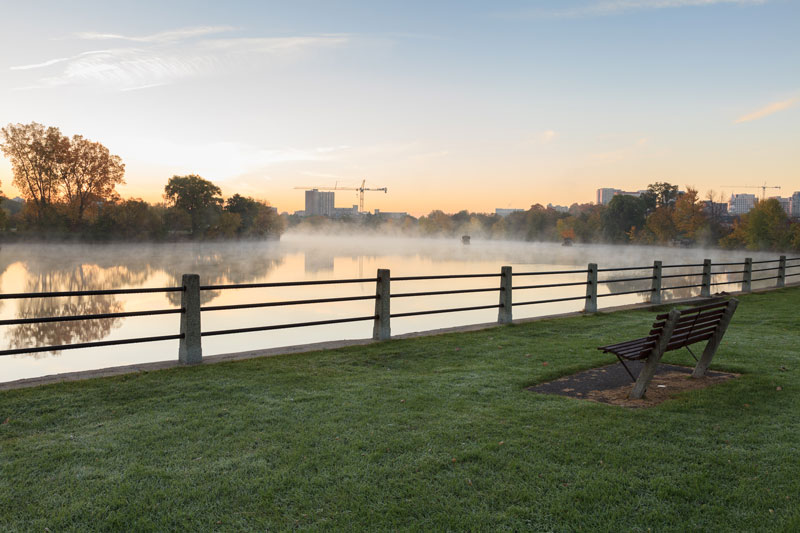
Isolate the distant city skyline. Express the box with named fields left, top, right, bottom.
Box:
left=1, top=1, right=798, bottom=216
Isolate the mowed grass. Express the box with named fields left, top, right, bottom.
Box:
left=1, top=288, right=799, bottom=531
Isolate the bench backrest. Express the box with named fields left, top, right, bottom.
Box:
left=652, top=300, right=732, bottom=352
left=610, top=300, right=735, bottom=360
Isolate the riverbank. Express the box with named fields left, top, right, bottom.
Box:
left=1, top=287, right=799, bottom=530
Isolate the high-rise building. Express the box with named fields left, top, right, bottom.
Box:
left=304, top=189, right=335, bottom=216
left=791, top=191, right=800, bottom=219
left=728, top=193, right=757, bottom=216
left=773, top=196, right=792, bottom=216
left=596, top=188, right=620, bottom=206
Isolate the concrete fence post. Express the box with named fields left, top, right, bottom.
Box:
left=701, top=259, right=712, bottom=298
left=179, top=273, right=202, bottom=364
left=743, top=258, right=753, bottom=292
left=373, top=269, right=391, bottom=340
left=777, top=255, right=786, bottom=288
left=650, top=260, right=662, bottom=305
left=585, top=263, right=598, bottom=313
left=498, top=266, right=513, bottom=324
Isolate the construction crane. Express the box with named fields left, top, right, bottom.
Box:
left=294, top=180, right=388, bottom=213
left=722, top=183, right=781, bottom=201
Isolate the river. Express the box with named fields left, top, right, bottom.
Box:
left=0, top=234, right=784, bottom=382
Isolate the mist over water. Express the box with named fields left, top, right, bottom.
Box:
left=0, top=233, right=784, bottom=382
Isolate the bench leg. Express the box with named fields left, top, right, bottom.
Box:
left=629, top=309, right=680, bottom=400
left=629, top=347, right=666, bottom=399
left=692, top=299, right=739, bottom=378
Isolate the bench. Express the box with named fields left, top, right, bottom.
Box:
left=597, top=299, right=739, bottom=399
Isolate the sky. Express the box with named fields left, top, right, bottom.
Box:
left=0, top=0, right=798, bottom=216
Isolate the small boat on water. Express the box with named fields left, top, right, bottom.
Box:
left=461, top=235, right=471, bottom=245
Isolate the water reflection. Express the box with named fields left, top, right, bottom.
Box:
left=8, top=267, right=123, bottom=356
left=3, top=242, right=285, bottom=352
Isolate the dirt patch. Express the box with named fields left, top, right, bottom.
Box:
left=528, top=362, right=739, bottom=408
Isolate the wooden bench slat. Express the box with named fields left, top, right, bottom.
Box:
left=653, top=314, right=724, bottom=337
left=598, top=335, right=658, bottom=351
left=666, top=331, right=715, bottom=351
left=651, top=309, right=725, bottom=330
left=654, top=300, right=729, bottom=320
left=666, top=325, right=718, bottom=347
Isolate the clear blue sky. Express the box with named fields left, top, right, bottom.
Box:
left=1, top=0, right=798, bottom=214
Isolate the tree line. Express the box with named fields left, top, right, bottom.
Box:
left=3, top=122, right=798, bottom=251
left=0, top=123, right=284, bottom=240
left=291, top=182, right=800, bottom=252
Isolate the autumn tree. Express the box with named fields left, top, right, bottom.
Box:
left=1, top=122, right=125, bottom=227
left=672, top=187, right=708, bottom=243
left=164, top=175, right=223, bottom=236
left=59, top=135, right=125, bottom=226
left=0, top=122, right=65, bottom=221
left=644, top=206, right=677, bottom=243
left=720, top=198, right=791, bottom=251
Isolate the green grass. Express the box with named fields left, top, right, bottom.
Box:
left=2, top=288, right=799, bottom=531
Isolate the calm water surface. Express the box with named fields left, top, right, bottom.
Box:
left=0, top=234, right=780, bottom=382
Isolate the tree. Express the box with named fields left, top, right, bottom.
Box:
left=643, top=182, right=679, bottom=209
left=720, top=198, right=791, bottom=251
left=0, top=122, right=66, bottom=222
left=645, top=206, right=677, bottom=243
left=163, top=175, right=223, bottom=236
left=59, top=135, right=125, bottom=226
left=604, top=195, right=646, bottom=242
left=672, top=187, right=708, bottom=242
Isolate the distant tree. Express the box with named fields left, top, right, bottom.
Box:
left=571, top=204, right=606, bottom=243
left=419, top=210, right=454, bottom=236
left=720, top=198, right=791, bottom=251
left=225, top=194, right=284, bottom=238
left=643, top=182, right=679, bottom=209
left=59, top=135, right=125, bottom=226
left=645, top=206, right=677, bottom=243
left=672, top=187, right=708, bottom=242
left=97, top=199, right=164, bottom=240
left=163, top=175, right=223, bottom=236
left=0, top=122, right=66, bottom=222
left=604, top=195, right=646, bottom=242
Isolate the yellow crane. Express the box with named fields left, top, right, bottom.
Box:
left=294, top=180, right=388, bottom=213
left=722, top=183, right=781, bottom=201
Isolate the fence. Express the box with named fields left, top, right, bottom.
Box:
left=1, top=255, right=798, bottom=362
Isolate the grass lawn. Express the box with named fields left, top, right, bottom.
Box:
left=2, top=287, right=799, bottom=531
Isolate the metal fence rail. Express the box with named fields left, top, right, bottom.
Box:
left=1, top=255, right=797, bottom=361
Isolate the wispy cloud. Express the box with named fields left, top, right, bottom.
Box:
left=504, top=0, right=767, bottom=18
left=734, top=96, right=799, bottom=123
left=11, top=27, right=349, bottom=91
left=74, top=26, right=236, bottom=43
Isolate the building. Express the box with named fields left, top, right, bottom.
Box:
left=547, top=203, right=569, bottom=213
left=373, top=209, right=409, bottom=219
left=333, top=205, right=359, bottom=218
left=495, top=208, right=524, bottom=217
left=304, top=189, right=335, bottom=217
left=772, top=196, right=792, bottom=216
left=596, top=188, right=651, bottom=205
left=596, top=188, right=620, bottom=206
left=728, top=193, right=757, bottom=216
left=791, top=192, right=800, bottom=219
left=703, top=200, right=728, bottom=218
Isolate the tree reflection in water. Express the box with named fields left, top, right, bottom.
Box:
left=4, top=243, right=285, bottom=355
left=8, top=267, right=124, bottom=357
